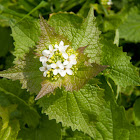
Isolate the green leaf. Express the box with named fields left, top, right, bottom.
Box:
left=17, top=115, right=61, bottom=140
left=0, top=78, right=30, bottom=101
left=133, top=98, right=140, bottom=126
left=78, top=0, right=95, bottom=18
left=38, top=84, right=103, bottom=138
left=125, top=108, right=134, bottom=124
left=0, top=105, right=20, bottom=140
left=98, top=76, right=140, bottom=140
left=48, top=12, right=83, bottom=42
left=101, top=5, right=129, bottom=32
left=101, top=39, right=140, bottom=87
left=35, top=79, right=62, bottom=100
left=91, top=4, right=104, bottom=15
left=36, top=16, right=70, bottom=56
left=112, top=0, right=128, bottom=10
left=119, top=7, right=140, bottom=43
left=0, top=49, right=42, bottom=94
left=10, top=18, right=40, bottom=60
left=0, top=4, right=25, bottom=27
left=17, top=1, right=48, bottom=18
left=62, top=128, right=93, bottom=140
left=48, top=7, right=102, bottom=63
left=38, top=77, right=140, bottom=140
left=0, top=79, right=40, bottom=127
left=103, top=14, right=123, bottom=32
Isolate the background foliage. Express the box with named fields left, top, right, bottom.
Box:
left=0, top=0, right=140, bottom=140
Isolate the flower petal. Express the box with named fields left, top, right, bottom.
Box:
left=56, top=61, right=61, bottom=65
left=59, top=41, right=64, bottom=46
left=49, top=53, right=53, bottom=58
left=42, top=63, right=47, bottom=67
left=40, top=56, right=48, bottom=63
left=42, top=50, right=50, bottom=56
left=66, top=63, right=72, bottom=69
left=69, top=54, right=76, bottom=59
left=59, top=69, right=66, bottom=77
left=59, top=63, right=64, bottom=69
left=47, top=65, right=52, bottom=70
left=54, top=44, right=59, bottom=49
left=39, top=66, right=46, bottom=71
left=59, top=47, right=65, bottom=53
left=62, top=53, right=68, bottom=59
left=66, top=69, right=73, bottom=75
left=43, top=71, right=47, bottom=77
left=56, top=61, right=64, bottom=69
left=51, top=63, right=57, bottom=69
left=64, top=45, right=69, bottom=49
left=53, top=69, right=58, bottom=75
left=63, top=45, right=69, bottom=52
left=63, top=60, right=69, bottom=65
left=70, top=59, right=77, bottom=65
left=53, top=49, right=57, bottom=52
left=49, top=45, right=53, bottom=51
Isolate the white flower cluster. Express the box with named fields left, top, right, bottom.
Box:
left=39, top=41, right=77, bottom=79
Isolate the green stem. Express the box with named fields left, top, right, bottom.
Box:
left=116, top=86, right=120, bottom=100
left=15, top=1, right=48, bottom=24
left=99, top=0, right=109, bottom=16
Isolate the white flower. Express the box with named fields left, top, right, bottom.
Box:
left=40, top=45, right=57, bottom=64
left=39, top=41, right=77, bottom=79
left=57, top=63, right=73, bottom=77
left=63, top=53, right=77, bottom=65
left=58, top=69, right=66, bottom=77
left=42, top=45, right=57, bottom=58
left=39, top=64, right=51, bottom=77
left=51, top=61, right=64, bottom=76
left=54, top=41, right=69, bottom=53
left=64, top=63, right=73, bottom=75
left=39, top=56, right=48, bottom=64
left=50, top=60, right=73, bottom=77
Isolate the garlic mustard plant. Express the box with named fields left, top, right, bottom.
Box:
left=0, top=2, right=140, bottom=140
left=39, top=41, right=78, bottom=80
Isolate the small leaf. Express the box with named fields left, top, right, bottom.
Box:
left=133, top=98, right=140, bottom=126
left=119, top=7, right=140, bottom=43
left=35, top=79, right=62, bottom=100
left=63, top=129, right=92, bottom=140
left=36, top=16, right=70, bottom=56
left=63, top=63, right=107, bottom=92
left=17, top=115, right=61, bottom=140
left=0, top=78, right=40, bottom=128
left=10, top=18, right=40, bottom=60
left=0, top=49, right=42, bottom=94
left=0, top=105, right=20, bottom=140
left=101, top=39, right=140, bottom=87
